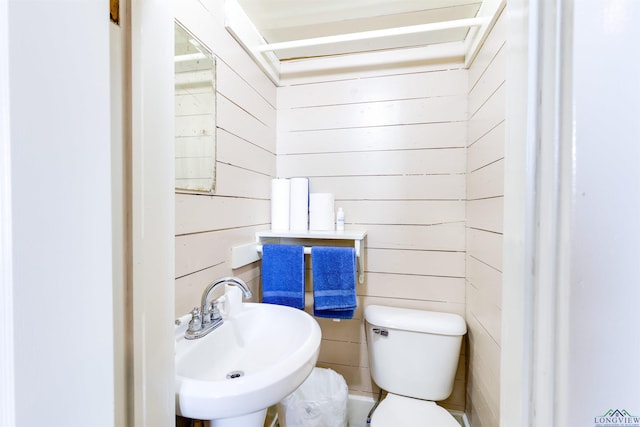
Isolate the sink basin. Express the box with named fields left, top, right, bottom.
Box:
left=175, top=302, right=321, bottom=425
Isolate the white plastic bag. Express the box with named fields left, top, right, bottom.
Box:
left=278, top=368, right=348, bottom=427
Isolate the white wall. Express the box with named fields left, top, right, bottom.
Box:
left=8, top=1, right=115, bottom=425
left=277, top=61, right=468, bottom=411
left=5, top=1, right=176, bottom=425
left=466, top=9, right=506, bottom=427
left=563, top=0, right=640, bottom=423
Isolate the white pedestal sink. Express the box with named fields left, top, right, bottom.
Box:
left=175, top=302, right=321, bottom=426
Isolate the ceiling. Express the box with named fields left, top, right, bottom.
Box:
left=226, top=0, right=504, bottom=83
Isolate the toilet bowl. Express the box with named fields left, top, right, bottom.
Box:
left=364, top=305, right=466, bottom=427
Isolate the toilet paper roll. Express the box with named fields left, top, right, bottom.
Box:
left=309, top=193, right=335, bottom=231
left=271, top=178, right=290, bottom=231
left=289, top=178, right=309, bottom=232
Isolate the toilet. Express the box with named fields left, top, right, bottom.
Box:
left=364, top=305, right=467, bottom=427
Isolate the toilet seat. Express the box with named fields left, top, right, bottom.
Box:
left=370, top=393, right=460, bottom=427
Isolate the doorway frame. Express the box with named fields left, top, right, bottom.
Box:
left=0, top=0, right=15, bottom=421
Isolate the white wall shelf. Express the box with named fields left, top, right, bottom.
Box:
left=231, top=229, right=367, bottom=284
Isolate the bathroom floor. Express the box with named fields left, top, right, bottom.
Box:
left=180, top=400, right=464, bottom=427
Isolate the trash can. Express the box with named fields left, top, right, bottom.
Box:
left=277, top=367, right=348, bottom=427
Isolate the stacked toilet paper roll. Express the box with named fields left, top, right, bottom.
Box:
left=271, top=177, right=311, bottom=232
left=309, top=193, right=335, bottom=231
left=289, top=178, right=309, bottom=232
left=270, top=178, right=290, bottom=231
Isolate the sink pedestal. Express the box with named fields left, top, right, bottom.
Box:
left=209, top=408, right=267, bottom=427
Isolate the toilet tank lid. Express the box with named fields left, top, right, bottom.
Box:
left=365, top=305, right=467, bottom=336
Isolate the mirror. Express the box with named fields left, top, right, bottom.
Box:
left=174, top=21, right=217, bottom=193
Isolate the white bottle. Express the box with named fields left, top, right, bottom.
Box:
left=336, top=207, right=345, bottom=231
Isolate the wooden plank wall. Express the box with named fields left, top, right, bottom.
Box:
left=465, top=9, right=506, bottom=427
left=174, top=0, right=276, bottom=316
left=278, top=65, right=468, bottom=411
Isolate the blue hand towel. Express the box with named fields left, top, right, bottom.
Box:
left=261, top=244, right=305, bottom=309
left=311, top=246, right=357, bottom=319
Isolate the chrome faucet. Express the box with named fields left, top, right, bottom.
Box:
left=185, top=276, right=253, bottom=340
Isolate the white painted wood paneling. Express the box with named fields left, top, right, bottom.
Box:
left=468, top=8, right=506, bottom=89
left=176, top=194, right=269, bottom=235
left=175, top=225, right=266, bottom=279
left=319, top=340, right=367, bottom=367
left=216, top=129, right=275, bottom=177
left=278, top=69, right=468, bottom=108
left=364, top=272, right=465, bottom=303
left=367, top=248, right=465, bottom=278
left=467, top=197, right=504, bottom=233
left=336, top=200, right=466, bottom=225
left=467, top=158, right=504, bottom=200
left=278, top=122, right=467, bottom=155
left=467, top=281, right=501, bottom=345
left=466, top=318, right=500, bottom=426
left=279, top=95, right=467, bottom=131
left=278, top=62, right=468, bottom=409
left=467, top=256, right=502, bottom=308
left=217, top=95, right=275, bottom=153
left=310, top=175, right=465, bottom=200
left=279, top=148, right=465, bottom=177
left=465, top=8, right=506, bottom=427
left=217, top=61, right=276, bottom=128
left=365, top=223, right=465, bottom=251
left=315, top=316, right=365, bottom=342
left=214, top=163, right=271, bottom=199
left=468, top=45, right=506, bottom=117
left=468, top=81, right=505, bottom=144
left=467, top=228, right=503, bottom=271
left=467, top=121, right=505, bottom=171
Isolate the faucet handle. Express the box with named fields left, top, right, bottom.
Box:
left=210, top=300, right=222, bottom=321
left=188, top=307, right=202, bottom=331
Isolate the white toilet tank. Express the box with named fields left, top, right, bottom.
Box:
left=365, top=305, right=467, bottom=401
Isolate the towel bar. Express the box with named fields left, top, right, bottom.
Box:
left=256, top=244, right=360, bottom=257
left=256, top=243, right=364, bottom=284
left=231, top=230, right=367, bottom=284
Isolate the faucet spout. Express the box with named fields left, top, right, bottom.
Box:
left=200, top=276, right=252, bottom=315
left=185, top=276, right=252, bottom=340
